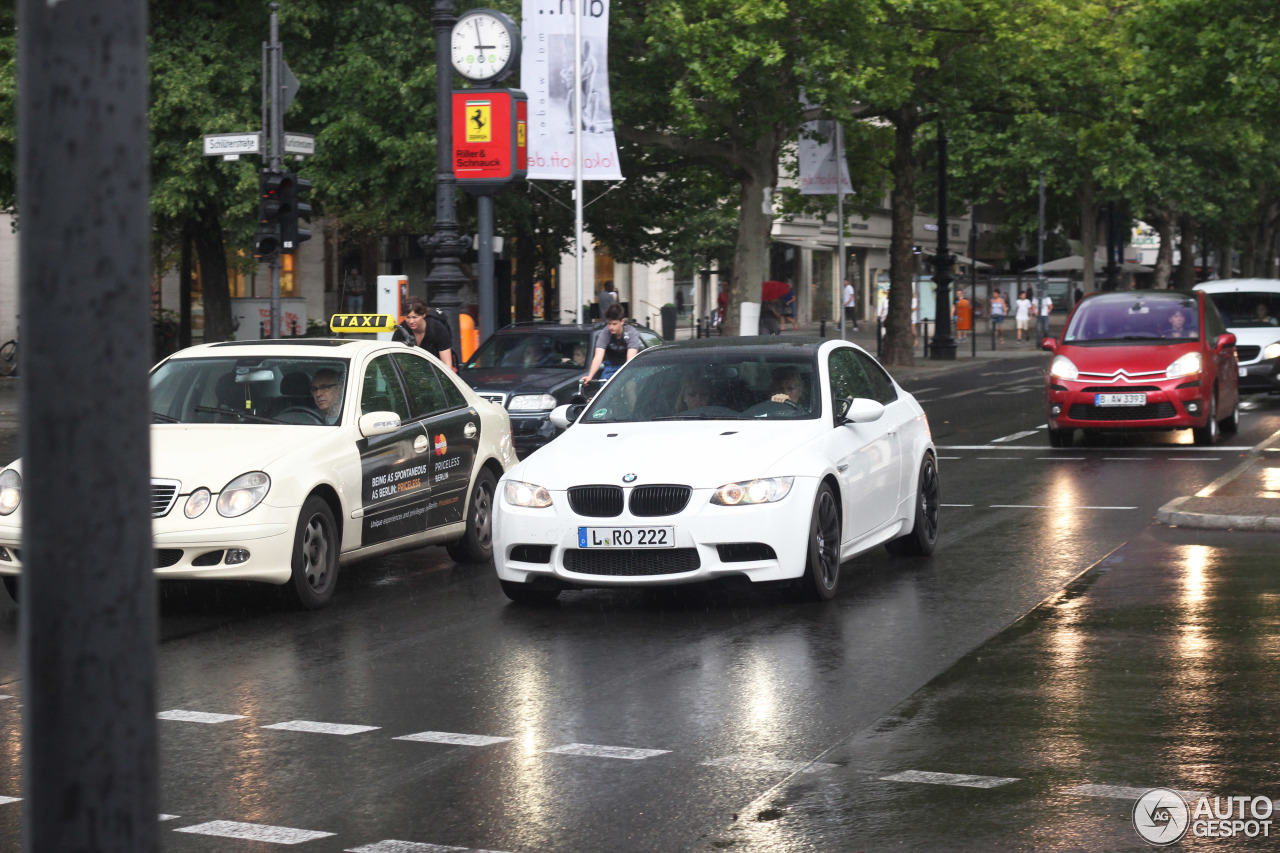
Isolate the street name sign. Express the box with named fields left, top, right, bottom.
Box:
left=203, top=132, right=262, bottom=158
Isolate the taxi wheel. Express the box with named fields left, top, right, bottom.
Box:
left=886, top=454, right=941, bottom=558
left=1193, top=392, right=1220, bottom=446
left=796, top=482, right=841, bottom=601
left=446, top=469, right=496, bottom=564
left=287, top=496, right=339, bottom=610
left=2, top=576, right=17, bottom=603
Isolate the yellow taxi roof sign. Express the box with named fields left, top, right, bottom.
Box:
left=330, top=313, right=399, bottom=333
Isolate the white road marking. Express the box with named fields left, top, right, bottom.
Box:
left=0, top=695, right=12, bottom=700
left=909, top=386, right=941, bottom=395
left=976, top=457, right=1020, bottom=461
left=1038, top=457, right=1085, bottom=461
left=175, top=820, right=335, bottom=844
left=990, top=504, right=1137, bottom=510
left=159, top=814, right=179, bottom=821
left=982, top=366, right=1043, bottom=376
left=941, top=503, right=974, bottom=507
left=545, top=743, right=671, bottom=760
left=1170, top=457, right=1221, bottom=462
left=0, top=796, right=20, bottom=805
left=1067, top=783, right=1208, bottom=801
left=261, top=720, right=381, bottom=736
left=991, top=430, right=1039, bottom=443
left=157, top=710, right=246, bottom=724
left=881, top=770, right=1019, bottom=789
left=394, top=732, right=512, bottom=747
left=1104, top=457, right=1152, bottom=461
left=701, top=755, right=839, bottom=774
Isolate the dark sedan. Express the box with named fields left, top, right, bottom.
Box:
left=459, top=322, right=662, bottom=457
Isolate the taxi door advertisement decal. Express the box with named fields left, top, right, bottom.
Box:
left=426, top=411, right=480, bottom=528
left=359, top=431, right=432, bottom=546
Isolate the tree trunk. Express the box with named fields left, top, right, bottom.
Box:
left=1079, top=178, right=1097, bottom=294
left=1174, top=215, right=1198, bottom=290
left=724, top=133, right=782, bottom=336
left=881, top=106, right=919, bottom=368
left=194, top=207, right=233, bottom=342
left=1217, top=240, right=1232, bottom=279
left=1147, top=206, right=1175, bottom=289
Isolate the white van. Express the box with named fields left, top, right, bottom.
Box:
left=1194, top=279, right=1280, bottom=394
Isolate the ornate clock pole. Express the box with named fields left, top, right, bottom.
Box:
left=423, top=0, right=472, bottom=359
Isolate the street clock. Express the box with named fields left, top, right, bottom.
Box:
left=451, top=9, right=520, bottom=83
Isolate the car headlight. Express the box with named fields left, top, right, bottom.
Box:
left=1264, top=342, right=1280, bottom=361
left=184, top=487, right=211, bottom=519
left=508, top=394, right=558, bottom=412
left=216, top=472, right=271, bottom=518
left=1048, top=355, right=1078, bottom=381
left=1166, top=351, right=1203, bottom=379
left=711, top=477, right=794, bottom=506
left=0, top=469, right=20, bottom=516
left=504, top=480, right=553, bottom=508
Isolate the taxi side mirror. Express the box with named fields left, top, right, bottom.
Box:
left=358, top=411, right=402, bottom=437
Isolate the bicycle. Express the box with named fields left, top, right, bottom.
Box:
left=0, top=338, right=15, bottom=377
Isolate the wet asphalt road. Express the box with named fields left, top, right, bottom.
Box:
left=0, top=364, right=1277, bottom=851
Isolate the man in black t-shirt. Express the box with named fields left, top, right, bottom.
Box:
left=584, top=303, right=641, bottom=383
left=397, top=298, right=454, bottom=369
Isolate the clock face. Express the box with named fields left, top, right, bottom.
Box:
left=451, top=11, right=517, bottom=82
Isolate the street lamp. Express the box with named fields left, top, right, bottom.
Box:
left=421, top=0, right=473, bottom=357
left=929, top=127, right=957, bottom=360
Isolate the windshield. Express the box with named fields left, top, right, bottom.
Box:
left=1203, top=291, right=1280, bottom=328
left=464, top=331, right=589, bottom=370
left=582, top=349, right=820, bottom=424
left=1063, top=295, right=1200, bottom=343
left=150, top=357, right=350, bottom=425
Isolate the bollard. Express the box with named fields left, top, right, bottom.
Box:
left=820, top=317, right=826, bottom=338
left=696, top=319, right=703, bottom=339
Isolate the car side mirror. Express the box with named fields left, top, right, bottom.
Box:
left=1041, top=337, right=1058, bottom=352
left=1218, top=332, right=1237, bottom=350
left=836, top=397, right=885, bottom=425
left=550, top=403, right=586, bottom=430
left=358, top=411, right=402, bottom=437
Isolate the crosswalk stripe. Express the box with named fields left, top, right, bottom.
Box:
left=545, top=743, right=670, bottom=760
left=261, top=720, right=381, bottom=736
left=174, top=820, right=335, bottom=844
left=881, top=770, right=1019, bottom=789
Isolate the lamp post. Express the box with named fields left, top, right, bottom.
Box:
left=929, top=127, right=957, bottom=360
left=421, top=0, right=471, bottom=356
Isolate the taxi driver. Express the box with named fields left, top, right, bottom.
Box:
left=310, top=368, right=344, bottom=424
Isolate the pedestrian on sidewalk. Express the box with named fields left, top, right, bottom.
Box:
left=1035, top=291, right=1053, bottom=340
left=953, top=289, right=972, bottom=343
left=344, top=268, right=366, bottom=314
left=990, top=290, right=1007, bottom=344
left=1015, top=290, right=1032, bottom=343
left=842, top=279, right=859, bottom=331
left=781, top=288, right=801, bottom=332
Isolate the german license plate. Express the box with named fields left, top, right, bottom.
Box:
left=578, top=527, right=675, bottom=548
left=1095, top=393, right=1146, bottom=407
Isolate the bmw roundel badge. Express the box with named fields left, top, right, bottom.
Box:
left=622, top=473, right=637, bottom=483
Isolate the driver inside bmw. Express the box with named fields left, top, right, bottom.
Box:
left=310, top=368, right=344, bottom=424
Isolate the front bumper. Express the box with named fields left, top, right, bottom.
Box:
left=0, top=505, right=298, bottom=585
left=1237, top=357, right=1280, bottom=393
left=1046, top=378, right=1211, bottom=431
left=492, top=480, right=817, bottom=588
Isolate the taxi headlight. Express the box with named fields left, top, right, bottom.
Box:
left=504, top=480, right=553, bottom=508
left=508, top=394, right=558, bottom=412
left=1264, top=342, right=1280, bottom=361
left=711, top=477, right=794, bottom=506
left=0, top=469, right=20, bottom=516
left=184, top=487, right=211, bottom=519
left=1166, top=351, right=1203, bottom=379
left=1048, top=355, right=1078, bottom=381
left=216, top=472, right=271, bottom=518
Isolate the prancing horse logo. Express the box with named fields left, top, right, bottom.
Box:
left=622, top=473, right=637, bottom=483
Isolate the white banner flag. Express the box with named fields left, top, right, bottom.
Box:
left=520, top=0, right=623, bottom=181
left=797, top=120, right=852, bottom=195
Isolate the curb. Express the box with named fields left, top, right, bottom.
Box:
left=1157, top=428, right=1280, bottom=530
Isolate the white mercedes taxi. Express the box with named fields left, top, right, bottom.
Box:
left=0, top=332, right=515, bottom=609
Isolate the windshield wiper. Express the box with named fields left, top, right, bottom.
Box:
left=652, top=413, right=742, bottom=421
left=193, top=405, right=283, bottom=424
left=151, top=411, right=180, bottom=423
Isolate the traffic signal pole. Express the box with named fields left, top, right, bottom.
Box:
left=268, top=4, right=283, bottom=338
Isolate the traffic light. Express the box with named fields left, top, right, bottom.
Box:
left=279, top=172, right=312, bottom=253
left=253, top=170, right=287, bottom=260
